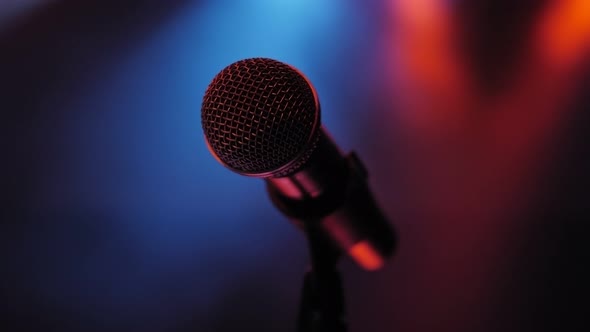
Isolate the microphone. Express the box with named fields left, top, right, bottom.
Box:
left=201, top=58, right=396, bottom=270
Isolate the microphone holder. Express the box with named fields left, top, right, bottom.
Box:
left=297, top=225, right=347, bottom=332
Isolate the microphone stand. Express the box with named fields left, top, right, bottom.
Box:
left=297, top=225, right=347, bottom=332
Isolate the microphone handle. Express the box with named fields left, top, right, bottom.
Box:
left=266, top=129, right=396, bottom=270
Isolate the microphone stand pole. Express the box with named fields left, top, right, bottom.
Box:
left=297, top=224, right=347, bottom=332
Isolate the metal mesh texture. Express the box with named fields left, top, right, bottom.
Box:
left=201, top=58, right=320, bottom=177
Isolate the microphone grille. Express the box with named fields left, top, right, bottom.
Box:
left=201, top=58, right=320, bottom=177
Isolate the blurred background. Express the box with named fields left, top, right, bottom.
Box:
left=1, top=0, right=588, bottom=331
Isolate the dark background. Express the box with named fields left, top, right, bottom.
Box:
left=1, top=1, right=589, bottom=331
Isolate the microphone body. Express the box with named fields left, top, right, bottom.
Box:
left=266, top=128, right=395, bottom=270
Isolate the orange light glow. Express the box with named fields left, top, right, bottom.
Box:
left=348, top=241, right=384, bottom=271
left=386, top=0, right=472, bottom=132
left=536, top=0, right=590, bottom=70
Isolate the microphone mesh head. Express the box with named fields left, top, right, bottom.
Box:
left=201, top=58, right=320, bottom=177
